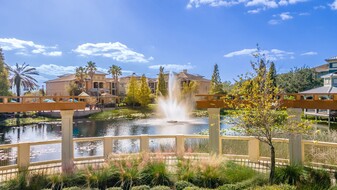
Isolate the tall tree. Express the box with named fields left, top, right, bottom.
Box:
left=67, top=81, right=81, bottom=96
left=85, top=61, right=97, bottom=90
left=0, top=48, right=10, bottom=96
left=210, top=64, right=224, bottom=94
left=137, top=74, right=151, bottom=107
left=75, top=66, right=87, bottom=91
left=125, top=74, right=139, bottom=107
left=8, top=63, right=39, bottom=99
left=181, top=81, right=198, bottom=100
left=157, top=66, right=167, bottom=96
left=231, top=54, right=310, bottom=184
left=108, top=65, right=122, bottom=95
left=277, top=66, right=322, bottom=93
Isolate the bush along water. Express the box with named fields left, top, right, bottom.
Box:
left=0, top=155, right=334, bottom=190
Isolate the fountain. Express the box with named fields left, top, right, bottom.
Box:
left=158, top=71, right=190, bottom=122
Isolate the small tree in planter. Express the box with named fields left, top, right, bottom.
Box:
left=230, top=48, right=311, bottom=184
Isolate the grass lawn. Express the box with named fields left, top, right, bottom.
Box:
left=0, top=116, right=59, bottom=127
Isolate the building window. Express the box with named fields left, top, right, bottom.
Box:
left=94, top=82, right=98, bottom=88
left=333, top=78, right=337, bottom=85
left=325, top=78, right=331, bottom=85
left=332, top=63, right=337, bottom=68
left=99, top=82, right=104, bottom=88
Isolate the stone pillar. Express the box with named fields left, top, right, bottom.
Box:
left=287, top=108, right=303, bottom=165
left=208, top=108, right=221, bottom=155
left=104, top=137, right=113, bottom=159
left=60, top=110, right=74, bottom=173
left=17, top=143, right=30, bottom=171
left=140, top=135, right=149, bottom=153
left=248, top=138, right=260, bottom=162
left=176, top=135, right=185, bottom=157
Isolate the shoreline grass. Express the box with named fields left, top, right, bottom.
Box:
left=0, top=116, right=59, bottom=127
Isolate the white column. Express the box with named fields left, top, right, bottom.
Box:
left=208, top=108, right=221, bottom=155
left=104, top=137, right=113, bottom=159
left=60, top=110, right=74, bottom=173
left=140, top=135, right=149, bottom=153
left=176, top=135, right=185, bottom=157
left=17, top=143, right=30, bottom=171
left=287, top=108, right=303, bottom=165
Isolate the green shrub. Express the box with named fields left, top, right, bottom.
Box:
left=274, top=165, right=304, bottom=186
left=62, top=187, right=82, bottom=190
left=113, top=156, right=142, bottom=189
left=175, top=181, right=195, bottom=190
left=182, top=187, right=212, bottom=190
left=222, top=161, right=256, bottom=183
left=253, top=184, right=296, bottom=190
left=218, top=175, right=268, bottom=190
left=140, top=160, right=172, bottom=187
left=150, top=185, right=171, bottom=190
left=176, top=158, right=197, bottom=183
left=106, top=188, right=123, bottom=190
left=27, top=173, right=49, bottom=190
left=303, top=167, right=331, bottom=189
left=131, top=185, right=151, bottom=190
left=1, top=171, right=28, bottom=190
left=62, top=172, right=87, bottom=188
left=329, top=186, right=337, bottom=190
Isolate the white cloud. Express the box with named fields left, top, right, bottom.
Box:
left=279, top=12, right=293, bottom=20
left=148, top=63, right=195, bottom=72
left=73, top=42, right=153, bottom=63
left=314, top=5, right=326, bottom=10
left=187, top=0, right=307, bottom=10
left=330, top=0, right=337, bottom=10
left=301, top=51, right=318, bottom=56
left=268, top=12, right=293, bottom=24
left=35, top=64, right=77, bottom=76
left=247, top=8, right=262, bottom=14
left=0, top=38, right=62, bottom=56
left=268, top=19, right=280, bottom=25
left=224, top=48, right=294, bottom=60
left=224, top=48, right=257, bottom=57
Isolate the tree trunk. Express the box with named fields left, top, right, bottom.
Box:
left=269, top=144, right=276, bottom=185
left=16, top=83, right=21, bottom=102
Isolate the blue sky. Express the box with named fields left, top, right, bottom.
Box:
left=1, top=0, right=337, bottom=87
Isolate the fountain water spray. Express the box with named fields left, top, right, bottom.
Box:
left=158, top=71, right=190, bottom=122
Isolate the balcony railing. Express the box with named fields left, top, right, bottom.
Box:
left=0, top=134, right=336, bottom=181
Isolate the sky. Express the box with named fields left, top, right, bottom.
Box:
left=1, top=0, right=337, bottom=87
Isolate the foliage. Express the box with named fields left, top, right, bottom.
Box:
left=274, top=165, right=304, bottom=186
left=210, top=64, right=224, bottom=94
left=131, top=185, right=151, bottom=190
left=75, top=66, right=88, bottom=91
left=302, top=167, right=331, bottom=190
left=112, top=156, right=143, bottom=189
left=218, top=175, right=268, bottom=190
left=276, top=66, right=323, bottom=93
left=67, top=81, right=82, bottom=96
left=252, top=184, right=296, bottom=190
left=230, top=50, right=312, bottom=184
left=157, top=66, right=167, bottom=96
left=7, top=62, right=39, bottom=98
left=175, top=181, right=195, bottom=190
left=0, top=116, right=58, bottom=127
left=0, top=48, right=10, bottom=96
left=86, top=61, right=97, bottom=90
left=106, top=188, right=123, bottom=190
left=137, top=74, right=152, bottom=107
left=89, top=107, right=155, bottom=120
left=181, top=81, right=198, bottom=101
left=109, top=65, right=122, bottom=95
left=222, top=81, right=233, bottom=94
left=125, top=75, right=139, bottom=106
left=222, top=161, right=256, bottom=183
left=140, top=159, right=172, bottom=187
left=150, top=186, right=171, bottom=190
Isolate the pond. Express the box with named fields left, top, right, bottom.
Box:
left=0, top=117, right=234, bottom=165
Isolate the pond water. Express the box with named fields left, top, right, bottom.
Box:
left=0, top=117, right=234, bottom=165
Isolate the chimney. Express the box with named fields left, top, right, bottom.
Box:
left=183, top=69, right=187, bottom=73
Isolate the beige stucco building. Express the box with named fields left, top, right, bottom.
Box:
left=45, top=69, right=210, bottom=97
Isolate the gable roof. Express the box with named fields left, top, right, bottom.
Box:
left=45, top=74, right=76, bottom=83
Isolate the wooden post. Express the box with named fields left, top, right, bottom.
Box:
left=140, top=135, right=149, bottom=153
left=17, top=143, right=30, bottom=171
left=60, top=110, right=74, bottom=173
left=208, top=108, right=221, bottom=155
left=176, top=135, right=185, bottom=157
left=104, top=137, right=113, bottom=159
left=248, top=138, right=260, bottom=162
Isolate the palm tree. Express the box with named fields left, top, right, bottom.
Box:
left=108, top=65, right=122, bottom=95
left=85, top=61, right=97, bottom=90
left=75, top=66, right=87, bottom=91
left=8, top=63, right=39, bottom=100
